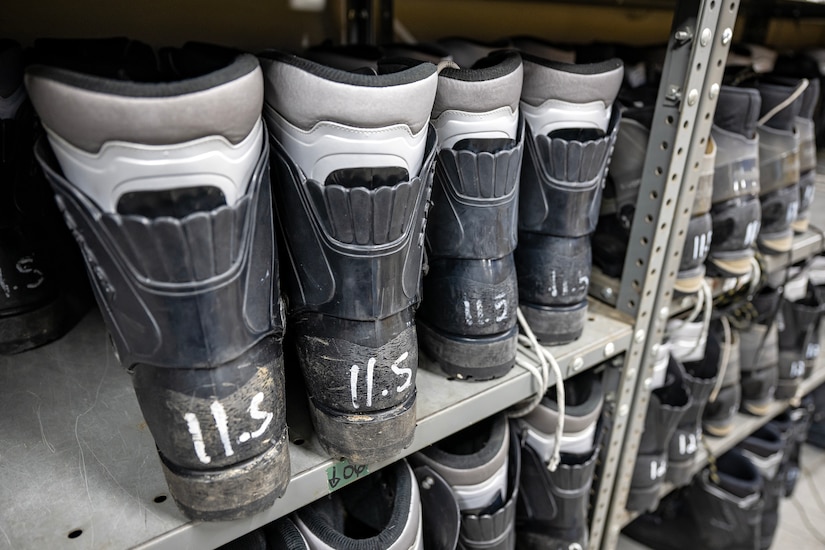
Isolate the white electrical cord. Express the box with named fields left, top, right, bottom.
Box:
left=709, top=314, right=732, bottom=403
left=512, top=307, right=565, bottom=472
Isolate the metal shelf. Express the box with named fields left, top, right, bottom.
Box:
left=0, top=299, right=631, bottom=550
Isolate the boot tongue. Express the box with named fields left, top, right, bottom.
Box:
left=714, top=86, right=761, bottom=137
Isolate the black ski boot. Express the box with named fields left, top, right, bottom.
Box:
left=624, top=448, right=764, bottom=550
left=412, top=413, right=520, bottom=550
left=417, top=50, right=524, bottom=380
left=514, top=369, right=605, bottom=549
left=627, top=356, right=691, bottom=512
left=737, top=423, right=784, bottom=550
left=703, top=320, right=743, bottom=436
left=776, top=282, right=822, bottom=397
left=667, top=330, right=719, bottom=486
left=706, top=85, right=762, bottom=278
left=28, top=40, right=289, bottom=520
left=260, top=51, right=438, bottom=462
left=752, top=77, right=806, bottom=255
left=739, top=288, right=781, bottom=415
left=515, top=53, right=623, bottom=344
left=0, top=39, right=89, bottom=354
left=292, top=459, right=425, bottom=550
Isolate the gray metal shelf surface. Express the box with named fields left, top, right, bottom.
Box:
left=0, top=299, right=631, bottom=550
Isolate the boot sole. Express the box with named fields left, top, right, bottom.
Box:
left=418, top=319, right=517, bottom=380
left=309, top=391, right=416, bottom=464
left=518, top=300, right=587, bottom=345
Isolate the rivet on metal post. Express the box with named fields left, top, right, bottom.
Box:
left=659, top=306, right=670, bottom=319
left=634, top=329, right=645, bottom=343
left=619, top=404, right=629, bottom=417
left=644, top=377, right=653, bottom=388
left=688, top=89, right=699, bottom=106
left=721, top=28, right=733, bottom=45
left=700, top=28, right=712, bottom=46
left=666, top=85, right=682, bottom=102
left=710, top=83, right=720, bottom=99
left=572, top=356, right=585, bottom=372
left=601, top=287, right=614, bottom=300
left=604, top=342, right=615, bottom=356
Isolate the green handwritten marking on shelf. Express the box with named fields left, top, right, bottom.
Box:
left=326, top=460, right=369, bottom=492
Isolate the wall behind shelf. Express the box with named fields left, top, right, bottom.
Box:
left=1, top=1, right=331, bottom=51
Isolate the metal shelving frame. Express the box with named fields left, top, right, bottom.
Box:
left=589, top=0, right=741, bottom=547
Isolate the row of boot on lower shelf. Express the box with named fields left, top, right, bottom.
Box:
left=625, top=255, right=825, bottom=514
left=215, top=367, right=607, bottom=550
left=624, top=396, right=816, bottom=550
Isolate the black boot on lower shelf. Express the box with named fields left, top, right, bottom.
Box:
left=703, top=320, right=743, bottom=437
left=736, top=424, right=785, bottom=550
left=739, top=289, right=781, bottom=415
left=627, top=356, right=691, bottom=512
left=624, top=448, right=764, bottom=550
left=292, top=459, right=425, bottom=550
left=411, top=413, right=520, bottom=550
left=514, top=369, right=605, bottom=550
left=667, top=330, right=719, bottom=487
left=777, top=282, right=822, bottom=397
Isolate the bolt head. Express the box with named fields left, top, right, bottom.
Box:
left=722, top=28, right=733, bottom=45
left=572, top=357, right=585, bottom=371
left=604, top=342, right=615, bottom=356
left=688, top=88, right=699, bottom=106
left=634, top=329, right=645, bottom=343
left=701, top=28, right=712, bottom=46
left=710, top=83, right=720, bottom=99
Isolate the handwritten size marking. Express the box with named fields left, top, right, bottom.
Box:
left=548, top=272, right=589, bottom=298
left=678, top=432, right=698, bottom=456
left=463, top=294, right=509, bottom=327
left=692, top=231, right=712, bottom=260
left=789, top=360, right=806, bottom=379
left=649, top=459, right=666, bottom=481
left=743, top=220, right=760, bottom=247
left=350, top=352, right=411, bottom=410
left=185, top=391, right=273, bottom=464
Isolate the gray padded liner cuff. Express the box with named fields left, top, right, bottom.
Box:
left=260, top=54, right=437, bottom=134
left=413, top=417, right=509, bottom=488
left=25, top=56, right=263, bottom=151
left=432, top=53, right=523, bottom=118
left=520, top=57, right=623, bottom=107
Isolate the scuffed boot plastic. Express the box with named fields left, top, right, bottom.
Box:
left=27, top=41, right=289, bottom=520
left=417, top=50, right=523, bottom=380
left=707, top=85, right=762, bottom=278
left=624, top=448, right=763, bottom=550
left=293, top=459, right=424, bottom=550
left=627, top=356, right=691, bottom=512
left=791, top=79, right=819, bottom=232
left=739, top=289, right=781, bottom=415
left=753, top=77, right=806, bottom=254
left=0, top=39, right=89, bottom=354
left=776, top=282, right=822, bottom=397
left=703, top=321, right=743, bottom=436
left=260, top=51, right=438, bottom=462
left=515, top=54, right=623, bottom=344
left=667, top=331, right=719, bottom=486
left=514, top=369, right=604, bottom=549
left=736, top=424, right=784, bottom=550
left=412, top=413, right=520, bottom=550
